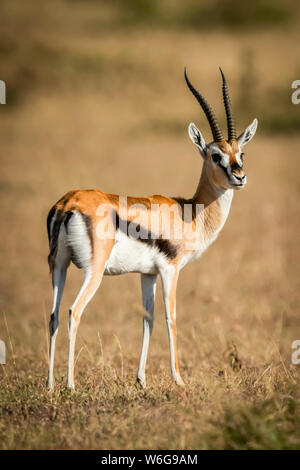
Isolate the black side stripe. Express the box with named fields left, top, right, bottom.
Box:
left=114, top=212, right=177, bottom=260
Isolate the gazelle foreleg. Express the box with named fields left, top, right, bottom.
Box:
left=136, top=273, right=157, bottom=389
left=161, top=267, right=184, bottom=387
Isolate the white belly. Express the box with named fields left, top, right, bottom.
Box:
left=104, top=232, right=160, bottom=275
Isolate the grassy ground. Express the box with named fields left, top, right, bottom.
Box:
left=0, top=0, right=300, bottom=449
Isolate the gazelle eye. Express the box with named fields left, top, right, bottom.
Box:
left=211, top=153, right=221, bottom=164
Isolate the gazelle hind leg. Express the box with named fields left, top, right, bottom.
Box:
left=67, top=240, right=113, bottom=389
left=137, top=274, right=157, bottom=389
left=160, top=267, right=184, bottom=387
left=46, top=265, right=67, bottom=390
left=47, top=227, right=70, bottom=390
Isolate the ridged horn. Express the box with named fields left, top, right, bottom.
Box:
left=219, top=67, right=237, bottom=141
left=184, top=67, right=223, bottom=143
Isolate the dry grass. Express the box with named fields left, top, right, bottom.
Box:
left=0, top=0, right=300, bottom=450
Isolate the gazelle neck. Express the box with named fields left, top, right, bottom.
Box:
left=193, top=160, right=234, bottom=239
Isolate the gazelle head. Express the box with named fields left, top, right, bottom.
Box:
left=185, top=68, right=258, bottom=190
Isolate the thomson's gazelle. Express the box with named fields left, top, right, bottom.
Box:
left=46, top=68, right=257, bottom=390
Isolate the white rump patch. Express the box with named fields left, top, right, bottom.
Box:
left=66, top=211, right=92, bottom=269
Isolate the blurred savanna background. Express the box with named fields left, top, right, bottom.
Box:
left=0, top=0, right=300, bottom=450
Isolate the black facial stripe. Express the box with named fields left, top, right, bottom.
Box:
left=231, top=162, right=243, bottom=171
left=218, top=162, right=229, bottom=176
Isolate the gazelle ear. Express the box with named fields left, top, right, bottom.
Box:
left=188, top=122, right=207, bottom=159
left=238, top=118, right=258, bottom=148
